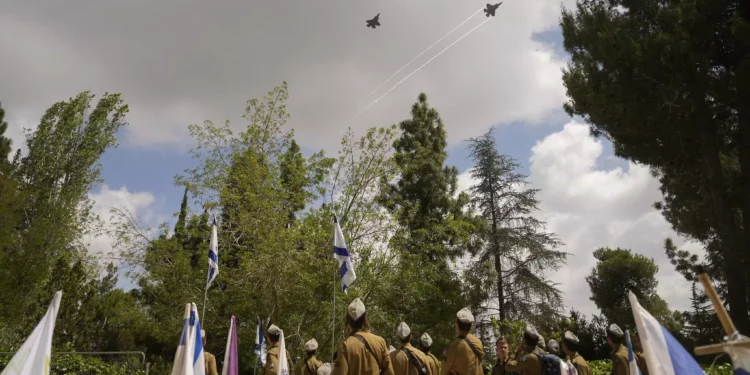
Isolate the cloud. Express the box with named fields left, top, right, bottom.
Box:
left=0, top=0, right=573, bottom=153
left=84, top=184, right=164, bottom=266
left=458, top=122, right=702, bottom=316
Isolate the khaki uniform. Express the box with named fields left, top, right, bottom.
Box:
left=569, top=353, right=590, bottom=375
left=204, top=352, right=218, bottom=375
left=295, top=355, right=323, bottom=375
left=390, top=343, right=431, bottom=375
left=333, top=330, right=394, bottom=375
left=635, top=352, right=648, bottom=375
left=610, top=345, right=629, bottom=375
left=504, top=347, right=541, bottom=375
left=266, top=343, right=290, bottom=375
left=424, top=352, right=441, bottom=375
left=441, top=334, right=484, bottom=375
left=492, top=358, right=509, bottom=375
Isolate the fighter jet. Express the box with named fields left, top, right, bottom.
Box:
left=366, top=13, right=380, bottom=28
left=484, top=3, right=503, bottom=17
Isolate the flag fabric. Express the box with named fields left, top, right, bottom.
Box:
left=172, top=303, right=206, bottom=375
left=625, top=330, right=642, bottom=375
left=1, top=291, right=62, bottom=375
left=221, top=316, right=239, bottom=375
left=255, top=317, right=267, bottom=368
left=725, top=346, right=750, bottom=375
left=278, top=329, right=290, bottom=375
left=333, top=215, right=356, bottom=293
left=206, top=215, right=219, bottom=289
left=628, top=291, right=704, bottom=375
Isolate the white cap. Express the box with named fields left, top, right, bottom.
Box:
left=457, top=307, right=474, bottom=323
left=304, top=339, right=318, bottom=352
left=420, top=333, right=433, bottom=348
left=201, top=329, right=206, bottom=338
left=396, top=322, right=411, bottom=340
left=317, top=363, right=332, bottom=375
left=268, top=324, right=281, bottom=335
left=348, top=298, right=366, bottom=320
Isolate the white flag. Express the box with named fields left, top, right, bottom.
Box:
left=171, top=303, right=206, bottom=375
left=333, top=215, right=356, bottom=293
left=277, top=330, right=290, bottom=375
left=206, top=216, right=219, bottom=289
left=1, top=291, right=62, bottom=375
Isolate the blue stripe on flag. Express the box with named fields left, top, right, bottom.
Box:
left=209, top=252, right=218, bottom=262
left=660, top=326, right=704, bottom=374
left=334, top=245, right=350, bottom=257
left=193, top=319, right=203, bottom=365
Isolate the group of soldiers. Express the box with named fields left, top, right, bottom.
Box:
left=202, top=297, right=650, bottom=375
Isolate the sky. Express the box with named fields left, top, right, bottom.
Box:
left=0, top=0, right=701, bottom=316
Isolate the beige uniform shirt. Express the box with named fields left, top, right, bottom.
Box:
left=204, top=352, right=218, bottom=375
left=611, top=345, right=629, bottom=375
left=390, top=343, right=432, bottom=375
left=570, top=353, right=590, bottom=375
left=266, top=343, right=290, bottom=375
left=295, top=355, right=323, bottom=375
left=424, top=352, right=441, bottom=375
left=333, top=330, right=395, bottom=375
left=504, top=347, right=541, bottom=375
left=441, top=334, right=484, bottom=375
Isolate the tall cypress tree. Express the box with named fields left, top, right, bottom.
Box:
left=0, top=102, right=12, bottom=161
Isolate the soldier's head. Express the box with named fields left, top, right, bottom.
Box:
left=606, top=324, right=624, bottom=348
left=495, top=336, right=509, bottom=360
left=304, top=339, right=318, bottom=357
left=536, top=335, right=545, bottom=350
left=396, top=322, right=412, bottom=346
left=562, top=331, right=580, bottom=355
left=267, top=324, right=281, bottom=344
left=547, top=339, right=560, bottom=356
left=523, top=325, right=540, bottom=348
left=346, top=298, right=370, bottom=334
left=201, top=329, right=207, bottom=347
left=633, top=332, right=643, bottom=351
left=419, top=332, right=433, bottom=353
left=454, top=307, right=474, bottom=334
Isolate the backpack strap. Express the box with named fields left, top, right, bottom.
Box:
left=305, top=359, right=316, bottom=375
left=402, top=348, right=427, bottom=375
left=461, top=337, right=483, bottom=360
left=353, top=334, right=384, bottom=373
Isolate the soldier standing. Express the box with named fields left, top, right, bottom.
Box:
left=441, top=307, right=484, bottom=375
left=607, top=324, right=629, bottom=375
left=295, top=339, right=323, bottom=375
left=390, top=322, right=430, bottom=375
left=504, top=325, right=542, bottom=375
left=492, top=337, right=510, bottom=375
left=561, top=331, right=590, bottom=375
left=201, top=330, right=219, bottom=375
left=419, top=333, right=441, bottom=375
left=333, top=298, right=394, bottom=375
left=632, top=333, right=649, bottom=375
left=265, top=325, right=289, bottom=375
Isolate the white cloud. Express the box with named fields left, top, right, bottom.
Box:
left=84, top=184, right=163, bottom=267
left=458, top=121, right=703, bottom=317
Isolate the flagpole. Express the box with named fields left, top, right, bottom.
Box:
left=332, top=255, right=336, bottom=360
left=202, top=283, right=209, bottom=323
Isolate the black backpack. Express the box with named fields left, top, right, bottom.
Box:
left=532, top=350, right=562, bottom=375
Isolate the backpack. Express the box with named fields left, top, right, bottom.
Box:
left=532, top=350, right=562, bottom=375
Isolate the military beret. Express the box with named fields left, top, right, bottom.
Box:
left=304, top=339, right=318, bottom=352
left=201, top=329, right=206, bottom=339
left=268, top=324, right=281, bottom=335
left=537, top=335, right=546, bottom=348
left=420, top=333, right=433, bottom=348
left=396, top=322, right=411, bottom=340
left=524, top=324, right=539, bottom=341
left=547, top=339, right=560, bottom=354
left=457, top=307, right=474, bottom=323
left=317, top=363, right=332, bottom=375
left=564, top=331, right=579, bottom=345
left=348, top=298, right=366, bottom=320
left=608, top=324, right=624, bottom=338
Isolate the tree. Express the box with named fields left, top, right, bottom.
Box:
left=560, top=0, right=750, bottom=332
left=586, top=248, right=675, bottom=329
left=465, top=127, right=566, bottom=324
left=280, top=139, right=307, bottom=224
left=174, top=187, right=189, bottom=241
left=0, top=102, right=11, bottom=161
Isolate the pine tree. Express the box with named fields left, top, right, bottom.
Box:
left=175, top=187, right=189, bottom=241
left=0, top=102, right=12, bottom=161
left=279, top=139, right=307, bottom=224
left=466, top=127, right=566, bottom=323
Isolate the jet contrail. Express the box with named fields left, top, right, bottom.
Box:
left=355, top=17, right=494, bottom=118
left=364, top=7, right=483, bottom=98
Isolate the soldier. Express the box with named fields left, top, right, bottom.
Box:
left=491, top=337, right=510, bottom=375
left=535, top=335, right=546, bottom=354
left=390, top=322, right=430, bottom=375
left=632, top=333, right=649, bottom=375
left=419, top=333, right=441, bottom=375
left=561, top=331, right=590, bottom=375
left=504, top=325, right=542, bottom=375
left=266, top=324, right=290, bottom=375
left=295, top=339, right=323, bottom=375
left=606, top=324, right=628, bottom=375
left=441, top=307, right=484, bottom=375
left=318, top=363, right=333, bottom=375
left=333, top=298, right=394, bottom=375
left=201, top=330, right=219, bottom=375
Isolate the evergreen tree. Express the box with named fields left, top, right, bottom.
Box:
left=174, top=187, right=189, bottom=241
left=0, top=102, right=11, bottom=161
left=466, top=127, right=566, bottom=324
left=279, top=139, right=307, bottom=224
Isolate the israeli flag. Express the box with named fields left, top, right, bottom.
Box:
left=1, top=291, right=62, bottom=375
left=171, top=303, right=206, bottom=375
left=725, top=346, right=750, bottom=375
left=206, top=215, right=219, bottom=289
left=254, top=317, right=267, bottom=368
left=278, top=330, right=290, bottom=375
left=628, top=291, right=704, bottom=375
left=333, top=215, right=356, bottom=293
left=625, top=330, right=642, bottom=375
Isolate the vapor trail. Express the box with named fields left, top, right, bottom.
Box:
left=364, top=7, right=483, bottom=98
left=355, top=17, right=493, bottom=118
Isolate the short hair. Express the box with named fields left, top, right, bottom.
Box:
left=607, top=331, right=623, bottom=345
left=269, top=333, right=280, bottom=342
left=307, top=349, right=316, bottom=356
left=562, top=337, right=579, bottom=352
left=524, top=332, right=539, bottom=347
left=496, top=336, right=508, bottom=346
left=347, top=312, right=369, bottom=334
left=400, top=334, right=412, bottom=344
left=456, top=319, right=472, bottom=332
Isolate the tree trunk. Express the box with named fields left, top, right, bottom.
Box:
left=490, top=190, right=505, bottom=323
left=700, top=124, right=750, bottom=333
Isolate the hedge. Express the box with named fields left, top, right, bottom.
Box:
left=0, top=353, right=146, bottom=375
left=588, top=359, right=734, bottom=375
